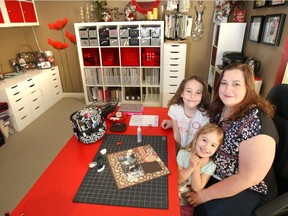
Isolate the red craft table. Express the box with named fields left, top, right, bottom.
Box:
left=12, top=107, right=180, bottom=216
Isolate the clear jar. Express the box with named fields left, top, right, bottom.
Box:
left=124, top=1, right=137, bottom=21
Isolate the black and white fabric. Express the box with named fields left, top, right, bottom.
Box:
left=70, top=107, right=106, bottom=144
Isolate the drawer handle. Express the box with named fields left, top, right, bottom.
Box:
left=171, top=58, right=179, bottom=60
left=31, top=90, right=36, bottom=94
left=170, top=84, right=178, bottom=87
left=169, top=76, right=178, bottom=78
left=55, top=85, right=58, bottom=88
left=53, top=78, right=57, bottom=81
left=171, top=45, right=180, bottom=47
left=170, top=64, right=179, bottom=66
left=21, top=115, right=27, bottom=120
left=56, top=92, right=60, bottom=95
left=27, top=78, right=33, bottom=81
left=169, top=70, right=178, bottom=72
left=18, top=107, right=24, bottom=111
left=15, top=98, right=22, bottom=102
left=171, top=51, right=180, bottom=54
left=52, top=68, right=55, bottom=71
left=52, top=73, right=56, bottom=76
left=33, top=98, right=38, bottom=102
left=29, top=84, right=35, bottom=88
left=13, top=91, right=20, bottom=96
left=11, top=85, right=18, bottom=89
left=35, top=106, right=40, bottom=110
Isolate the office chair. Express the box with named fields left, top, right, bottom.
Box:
left=255, top=84, right=288, bottom=216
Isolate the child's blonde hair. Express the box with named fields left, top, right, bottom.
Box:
left=184, top=123, right=224, bottom=153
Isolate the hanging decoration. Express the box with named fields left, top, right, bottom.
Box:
left=191, top=1, right=206, bottom=41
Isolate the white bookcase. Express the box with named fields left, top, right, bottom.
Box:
left=208, top=23, right=246, bottom=90
left=74, top=21, right=164, bottom=106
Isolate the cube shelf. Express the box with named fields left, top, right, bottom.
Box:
left=75, top=21, right=164, bottom=106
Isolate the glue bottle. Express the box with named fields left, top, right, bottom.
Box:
left=137, top=125, right=142, bottom=143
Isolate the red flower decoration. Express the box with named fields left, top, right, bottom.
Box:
left=48, top=18, right=68, bottom=30
left=48, top=38, right=69, bottom=50
left=65, top=31, right=77, bottom=44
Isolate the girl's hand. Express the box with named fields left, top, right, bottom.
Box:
left=161, top=119, right=172, bottom=130
left=198, top=157, right=209, bottom=168
left=189, top=155, right=200, bottom=169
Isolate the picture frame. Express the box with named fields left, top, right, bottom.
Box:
left=261, top=14, right=286, bottom=46
left=253, top=0, right=268, bottom=8
left=268, top=0, right=287, bottom=7
left=248, top=16, right=265, bottom=43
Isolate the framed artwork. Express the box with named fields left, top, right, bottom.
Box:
left=248, top=16, right=265, bottom=42
left=268, top=0, right=287, bottom=7
left=253, top=0, right=268, bottom=8
left=261, top=14, right=286, bottom=46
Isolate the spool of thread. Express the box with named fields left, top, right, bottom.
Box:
left=153, top=8, right=158, bottom=20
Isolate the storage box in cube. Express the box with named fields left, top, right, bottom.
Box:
left=99, top=28, right=109, bottom=38
left=141, top=28, right=150, bottom=37
left=151, top=27, right=161, bottom=37
left=129, top=28, right=139, bottom=37
left=141, top=38, right=150, bottom=46
left=88, top=29, right=97, bottom=38
left=151, top=38, right=161, bottom=46
left=109, top=29, right=118, bottom=38
left=129, top=38, right=139, bottom=46
left=120, top=38, right=129, bottom=46
left=110, top=39, right=118, bottom=46
left=81, top=39, right=89, bottom=46
left=89, top=39, right=98, bottom=46
left=119, top=28, right=129, bottom=38
left=79, top=29, right=89, bottom=38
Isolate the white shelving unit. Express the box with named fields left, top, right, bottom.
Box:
left=208, top=23, right=246, bottom=91
left=74, top=21, right=164, bottom=106
left=162, top=42, right=186, bottom=107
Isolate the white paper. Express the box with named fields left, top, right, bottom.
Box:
left=129, top=115, right=159, bottom=127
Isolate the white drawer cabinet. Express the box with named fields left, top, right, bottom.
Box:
left=2, top=78, right=33, bottom=131
left=0, top=67, right=63, bottom=131
left=162, top=43, right=187, bottom=107
left=39, top=67, right=63, bottom=109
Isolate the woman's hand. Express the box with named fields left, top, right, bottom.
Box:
left=182, top=187, right=206, bottom=207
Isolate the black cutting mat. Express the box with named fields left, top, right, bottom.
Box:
left=73, top=134, right=169, bottom=209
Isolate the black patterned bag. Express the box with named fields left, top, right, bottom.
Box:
left=70, top=107, right=106, bottom=144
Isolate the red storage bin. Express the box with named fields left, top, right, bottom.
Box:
left=121, top=48, right=140, bottom=66
left=141, top=48, right=160, bottom=66
left=101, top=48, right=119, bottom=66
left=82, top=48, right=100, bottom=66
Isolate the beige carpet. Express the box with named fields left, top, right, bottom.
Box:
left=0, top=97, right=86, bottom=215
